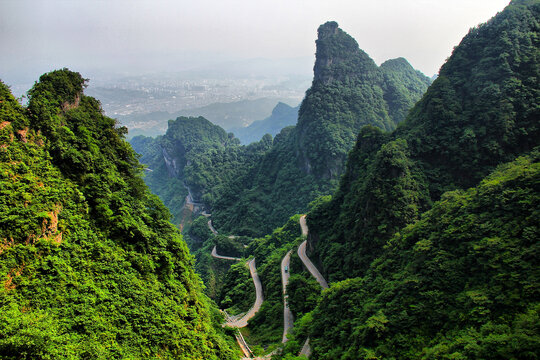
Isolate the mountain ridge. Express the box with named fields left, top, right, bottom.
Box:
left=212, top=21, right=431, bottom=235
left=230, top=102, right=300, bottom=145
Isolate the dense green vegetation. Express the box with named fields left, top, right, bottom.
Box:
left=0, top=71, right=237, bottom=359
left=5, top=2, right=535, bottom=359
left=308, top=150, right=540, bottom=359
left=273, top=1, right=540, bottom=358
left=183, top=217, right=237, bottom=301
left=187, top=212, right=318, bottom=353
left=242, top=216, right=304, bottom=347
left=212, top=126, right=327, bottom=236
left=380, top=57, right=434, bottom=124
left=183, top=215, right=254, bottom=314
left=131, top=117, right=273, bottom=226
left=309, top=0, right=540, bottom=281
left=297, top=21, right=431, bottom=180
left=218, top=261, right=255, bottom=316
left=132, top=21, right=430, bottom=237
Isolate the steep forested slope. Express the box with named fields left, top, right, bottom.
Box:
left=296, top=22, right=431, bottom=179
left=0, top=71, right=237, bottom=359
left=308, top=150, right=539, bottom=359
left=131, top=117, right=273, bottom=224
left=211, top=22, right=431, bottom=236
left=308, top=0, right=540, bottom=281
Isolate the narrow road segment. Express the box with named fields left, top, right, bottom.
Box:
left=298, top=216, right=328, bottom=289
left=281, top=250, right=294, bottom=343
left=211, top=246, right=242, bottom=261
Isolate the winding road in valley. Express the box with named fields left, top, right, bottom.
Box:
left=211, top=246, right=242, bottom=261
left=225, top=258, right=264, bottom=328
left=209, top=215, right=327, bottom=357
left=208, top=222, right=264, bottom=329
left=208, top=219, right=219, bottom=235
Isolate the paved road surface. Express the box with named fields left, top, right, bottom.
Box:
left=225, top=258, right=264, bottom=328
left=208, top=220, right=219, bottom=235
left=297, top=234, right=329, bottom=289
left=209, top=226, right=263, bottom=328
left=211, top=246, right=242, bottom=261
left=208, top=220, right=265, bottom=357
left=281, top=250, right=294, bottom=343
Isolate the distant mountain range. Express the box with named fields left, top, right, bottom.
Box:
left=119, top=97, right=301, bottom=139
left=230, top=102, right=300, bottom=144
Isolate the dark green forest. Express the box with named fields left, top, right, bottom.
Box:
left=308, top=0, right=540, bottom=282
left=131, top=116, right=273, bottom=226
left=288, top=0, right=539, bottom=358
left=0, top=71, right=238, bottom=359
left=306, top=151, right=539, bottom=359
left=178, top=1, right=539, bottom=358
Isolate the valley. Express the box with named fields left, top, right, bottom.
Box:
left=208, top=214, right=329, bottom=358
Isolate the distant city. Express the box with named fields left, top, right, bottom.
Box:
left=87, top=73, right=308, bottom=117
left=81, top=66, right=311, bottom=138
left=5, top=58, right=313, bottom=138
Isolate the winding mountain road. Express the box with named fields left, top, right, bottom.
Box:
left=298, top=216, right=329, bottom=289
left=211, top=246, right=242, bottom=261
left=208, top=219, right=219, bottom=235
left=297, top=215, right=329, bottom=357
left=281, top=250, right=294, bottom=343
left=208, top=220, right=264, bottom=329
left=224, top=258, right=264, bottom=328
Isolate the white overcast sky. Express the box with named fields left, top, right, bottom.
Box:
left=1, top=0, right=510, bottom=85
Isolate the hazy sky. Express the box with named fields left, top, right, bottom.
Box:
left=1, top=0, right=510, bottom=85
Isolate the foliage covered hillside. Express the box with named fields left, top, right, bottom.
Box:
left=131, top=117, right=273, bottom=225
left=296, top=21, right=431, bottom=179
left=309, top=0, right=540, bottom=281
left=0, top=71, right=237, bottom=359
left=307, top=150, right=540, bottom=359
left=132, top=21, right=430, bottom=237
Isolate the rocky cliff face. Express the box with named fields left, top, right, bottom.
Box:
left=297, top=21, right=431, bottom=180
left=313, top=21, right=378, bottom=85
left=162, top=146, right=179, bottom=177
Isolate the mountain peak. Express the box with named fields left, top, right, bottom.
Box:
left=271, top=101, right=293, bottom=115
left=313, top=21, right=377, bottom=84
left=317, top=21, right=339, bottom=38
left=380, top=57, right=413, bottom=71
